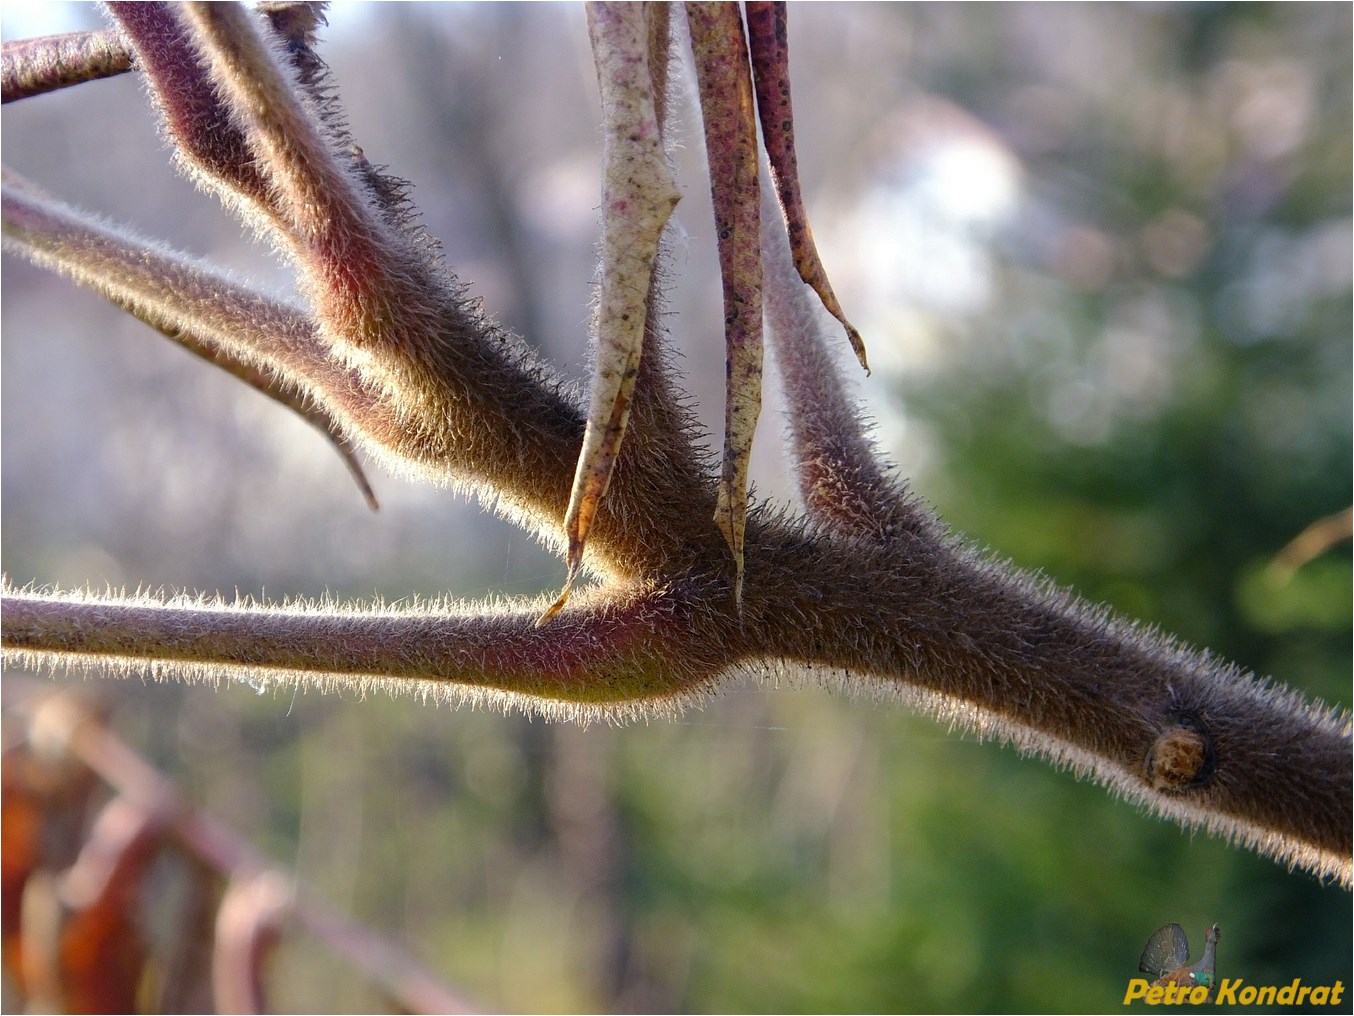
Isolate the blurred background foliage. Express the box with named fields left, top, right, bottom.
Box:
left=2, top=3, right=1349, bottom=1012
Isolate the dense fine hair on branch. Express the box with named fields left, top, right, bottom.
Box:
left=1, top=1, right=1348, bottom=888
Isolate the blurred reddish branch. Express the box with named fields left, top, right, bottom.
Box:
left=1, top=681, right=476, bottom=1014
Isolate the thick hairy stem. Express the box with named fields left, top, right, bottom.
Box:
left=177, top=2, right=379, bottom=245
left=30, top=4, right=718, bottom=581
left=110, top=2, right=405, bottom=241
left=2, top=175, right=313, bottom=375
left=4, top=2, right=1345, bottom=895
left=5, top=176, right=1345, bottom=878
left=0, top=177, right=712, bottom=583
left=178, top=1, right=449, bottom=370
left=738, top=521, right=1352, bottom=884
left=6, top=502, right=1349, bottom=884
left=108, top=3, right=278, bottom=220
left=754, top=172, right=1350, bottom=877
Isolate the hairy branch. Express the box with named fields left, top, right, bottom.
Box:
left=2, top=581, right=731, bottom=717
left=761, top=183, right=917, bottom=542
left=1, top=1, right=1348, bottom=891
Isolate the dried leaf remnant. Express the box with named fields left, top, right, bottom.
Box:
left=685, top=1, right=764, bottom=606
left=543, top=2, right=681, bottom=623
left=746, top=0, right=868, bottom=374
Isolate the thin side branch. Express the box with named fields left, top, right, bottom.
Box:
left=0, top=175, right=379, bottom=505
left=1, top=29, right=133, bottom=104
left=109, top=3, right=277, bottom=219
left=178, top=2, right=445, bottom=366
left=2, top=581, right=732, bottom=718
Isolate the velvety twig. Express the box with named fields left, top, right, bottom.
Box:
left=112, top=6, right=718, bottom=579
left=109, top=3, right=277, bottom=220
left=1, top=581, right=731, bottom=716
left=178, top=1, right=444, bottom=365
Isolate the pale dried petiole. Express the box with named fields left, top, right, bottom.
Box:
left=685, top=1, right=763, bottom=606
left=746, top=0, right=868, bottom=374
left=541, top=1, right=680, bottom=624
